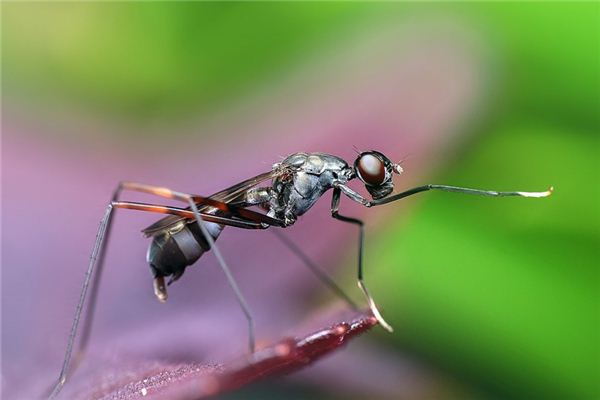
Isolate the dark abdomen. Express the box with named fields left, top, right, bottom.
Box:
left=146, top=221, right=224, bottom=284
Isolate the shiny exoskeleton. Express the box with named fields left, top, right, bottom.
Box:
left=147, top=212, right=224, bottom=285
left=146, top=152, right=369, bottom=285
left=145, top=151, right=401, bottom=286
left=49, top=149, right=552, bottom=399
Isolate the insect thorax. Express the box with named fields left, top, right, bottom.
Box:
left=268, top=152, right=352, bottom=224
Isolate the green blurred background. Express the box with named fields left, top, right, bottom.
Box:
left=3, top=2, right=598, bottom=399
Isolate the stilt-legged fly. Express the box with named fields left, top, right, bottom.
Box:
left=48, top=150, right=552, bottom=398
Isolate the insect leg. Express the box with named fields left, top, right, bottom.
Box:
left=330, top=188, right=394, bottom=332
left=48, top=203, right=114, bottom=399
left=72, top=183, right=132, bottom=375
left=369, top=184, right=553, bottom=206
left=185, top=198, right=255, bottom=353
left=113, top=201, right=267, bottom=229
left=119, top=181, right=284, bottom=227
left=270, top=229, right=358, bottom=310
left=112, top=182, right=256, bottom=353
left=74, top=188, right=246, bottom=379
left=48, top=199, right=263, bottom=399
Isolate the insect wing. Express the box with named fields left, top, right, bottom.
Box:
left=142, top=215, right=182, bottom=236
left=141, top=169, right=278, bottom=237
left=203, top=169, right=277, bottom=206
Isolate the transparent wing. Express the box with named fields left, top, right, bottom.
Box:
left=204, top=169, right=278, bottom=206
left=141, top=169, right=280, bottom=237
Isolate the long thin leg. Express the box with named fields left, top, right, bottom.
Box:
left=74, top=204, right=264, bottom=381
left=116, top=183, right=257, bottom=352
left=185, top=198, right=256, bottom=353
left=113, top=183, right=256, bottom=353
left=120, top=181, right=284, bottom=227
left=269, top=229, right=358, bottom=310
left=113, top=201, right=268, bottom=229
left=369, top=184, right=553, bottom=206
left=49, top=191, right=259, bottom=398
left=115, top=183, right=257, bottom=354
left=330, top=188, right=394, bottom=332
left=75, top=185, right=124, bottom=363
left=49, top=203, right=114, bottom=399
left=49, top=200, right=260, bottom=398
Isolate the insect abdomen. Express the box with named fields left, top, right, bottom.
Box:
left=147, top=221, right=224, bottom=284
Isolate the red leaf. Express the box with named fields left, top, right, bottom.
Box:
left=68, top=312, right=376, bottom=400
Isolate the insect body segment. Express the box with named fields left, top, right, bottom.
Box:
left=143, top=153, right=354, bottom=288
left=49, top=150, right=552, bottom=399
left=267, top=153, right=354, bottom=225
left=147, top=218, right=223, bottom=288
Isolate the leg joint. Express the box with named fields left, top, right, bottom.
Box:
left=332, top=212, right=363, bottom=226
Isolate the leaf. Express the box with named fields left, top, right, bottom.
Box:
left=64, top=312, right=376, bottom=399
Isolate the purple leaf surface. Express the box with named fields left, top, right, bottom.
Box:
left=58, top=311, right=376, bottom=400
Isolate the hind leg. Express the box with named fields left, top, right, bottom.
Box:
left=48, top=197, right=256, bottom=399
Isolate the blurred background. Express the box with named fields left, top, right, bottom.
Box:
left=2, top=3, right=598, bottom=400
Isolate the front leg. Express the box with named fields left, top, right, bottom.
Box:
left=331, top=188, right=393, bottom=332
left=368, top=184, right=553, bottom=206
left=333, top=181, right=371, bottom=206
left=329, top=181, right=551, bottom=335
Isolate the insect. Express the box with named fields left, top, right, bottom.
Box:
left=48, top=150, right=552, bottom=398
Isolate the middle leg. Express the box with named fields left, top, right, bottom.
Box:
left=331, top=188, right=393, bottom=332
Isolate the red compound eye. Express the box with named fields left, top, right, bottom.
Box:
left=356, top=153, right=386, bottom=185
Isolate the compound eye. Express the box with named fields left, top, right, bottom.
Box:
left=357, top=153, right=386, bottom=185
